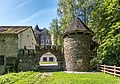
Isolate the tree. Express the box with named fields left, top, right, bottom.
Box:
left=89, top=0, right=120, bottom=66
left=75, top=0, right=95, bottom=24
left=49, top=18, right=61, bottom=46
left=57, top=0, right=75, bottom=33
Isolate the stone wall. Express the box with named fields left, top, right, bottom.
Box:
left=0, top=34, right=18, bottom=57
left=0, top=66, right=5, bottom=74
left=18, top=49, right=36, bottom=71
left=5, top=57, right=19, bottom=73
left=64, top=34, right=91, bottom=71
left=18, top=47, right=65, bottom=71
left=0, top=34, right=18, bottom=74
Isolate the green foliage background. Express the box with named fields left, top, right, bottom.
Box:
left=49, top=0, right=120, bottom=66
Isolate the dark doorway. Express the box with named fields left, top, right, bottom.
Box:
left=0, top=55, right=4, bottom=65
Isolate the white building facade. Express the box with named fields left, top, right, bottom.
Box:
left=40, top=52, right=57, bottom=62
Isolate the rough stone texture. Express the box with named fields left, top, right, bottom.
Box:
left=18, top=59, right=36, bottom=71
left=35, top=46, right=65, bottom=70
left=0, top=66, right=5, bottom=74
left=0, top=34, right=18, bottom=74
left=0, top=34, right=18, bottom=57
left=64, top=34, right=91, bottom=71
left=5, top=57, right=19, bottom=72
left=18, top=47, right=64, bottom=71
left=18, top=49, right=36, bottom=71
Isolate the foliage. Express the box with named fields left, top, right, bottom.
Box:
left=49, top=18, right=62, bottom=46
left=75, top=0, right=95, bottom=24
left=88, top=0, right=120, bottom=66
left=0, top=72, right=119, bottom=84
left=57, top=0, right=94, bottom=31
left=49, top=0, right=120, bottom=66
left=57, top=0, right=75, bottom=33
left=50, top=0, right=94, bottom=46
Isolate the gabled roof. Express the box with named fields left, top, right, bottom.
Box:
left=0, top=26, right=31, bottom=34
left=91, top=40, right=99, bottom=46
left=63, top=17, right=94, bottom=36
left=34, top=25, right=40, bottom=31
left=34, top=25, right=48, bottom=33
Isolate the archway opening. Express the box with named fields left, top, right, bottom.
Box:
left=39, top=52, right=58, bottom=71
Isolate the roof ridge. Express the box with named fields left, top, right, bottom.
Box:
left=63, top=17, right=94, bottom=35
left=0, top=26, right=32, bottom=34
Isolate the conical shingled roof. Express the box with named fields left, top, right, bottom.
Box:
left=63, top=17, right=94, bottom=36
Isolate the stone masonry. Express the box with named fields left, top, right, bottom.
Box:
left=63, top=17, right=97, bottom=71
left=64, top=34, right=91, bottom=71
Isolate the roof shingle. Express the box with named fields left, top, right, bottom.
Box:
left=0, top=26, right=31, bottom=34
left=63, top=17, right=94, bottom=35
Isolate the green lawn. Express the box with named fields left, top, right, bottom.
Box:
left=0, top=71, right=119, bottom=84
left=39, top=62, right=58, bottom=64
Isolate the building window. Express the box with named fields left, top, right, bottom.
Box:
left=0, top=55, right=4, bottom=65
left=46, top=39, right=49, bottom=44
left=43, top=57, right=47, bottom=62
left=49, top=57, right=54, bottom=62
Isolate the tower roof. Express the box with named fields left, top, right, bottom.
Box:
left=63, top=17, right=94, bottom=36
left=34, top=25, right=40, bottom=31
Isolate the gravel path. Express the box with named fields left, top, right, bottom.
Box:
left=63, top=71, right=98, bottom=74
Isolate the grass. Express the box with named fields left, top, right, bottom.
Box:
left=0, top=71, right=39, bottom=84
left=0, top=71, right=119, bottom=84
left=39, top=62, right=58, bottom=65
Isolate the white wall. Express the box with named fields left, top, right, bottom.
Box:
left=18, top=28, right=37, bottom=50
left=40, top=52, right=57, bottom=62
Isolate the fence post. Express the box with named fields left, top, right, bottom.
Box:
left=97, top=64, right=99, bottom=71
left=114, top=65, right=116, bottom=77
left=104, top=64, right=106, bottom=74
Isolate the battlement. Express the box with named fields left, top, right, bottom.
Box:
left=36, top=44, right=62, bottom=51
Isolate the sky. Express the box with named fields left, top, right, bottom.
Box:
left=0, top=0, right=58, bottom=29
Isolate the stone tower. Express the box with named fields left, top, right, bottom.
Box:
left=63, top=17, right=95, bottom=71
